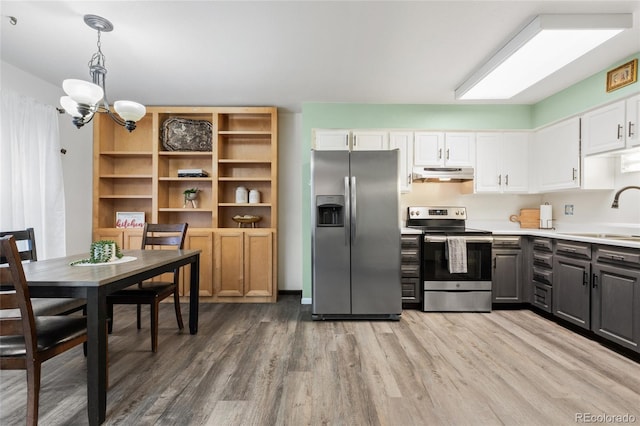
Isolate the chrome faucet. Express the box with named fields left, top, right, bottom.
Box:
left=611, top=186, right=640, bottom=208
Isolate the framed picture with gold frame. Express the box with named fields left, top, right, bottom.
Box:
left=606, top=59, right=637, bottom=92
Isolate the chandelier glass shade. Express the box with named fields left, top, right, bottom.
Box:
left=60, top=15, right=145, bottom=132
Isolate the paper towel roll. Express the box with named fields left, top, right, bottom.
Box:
left=540, top=203, right=553, bottom=229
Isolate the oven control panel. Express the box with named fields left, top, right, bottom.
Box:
left=408, top=206, right=467, bottom=220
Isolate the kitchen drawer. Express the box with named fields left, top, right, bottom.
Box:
left=401, top=234, right=421, bottom=248
left=401, top=248, right=419, bottom=263
left=532, top=282, right=552, bottom=313
left=402, top=278, right=420, bottom=303
left=532, top=266, right=553, bottom=285
left=493, top=236, right=521, bottom=248
left=555, top=240, right=591, bottom=259
left=533, top=252, right=553, bottom=268
left=401, top=263, right=420, bottom=278
left=531, top=237, right=553, bottom=252
left=594, top=245, right=640, bottom=268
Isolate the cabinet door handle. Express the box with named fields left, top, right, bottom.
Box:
left=583, top=271, right=588, bottom=286
left=629, top=121, right=635, bottom=138
left=438, top=148, right=442, bottom=160
left=505, top=174, right=509, bottom=186
left=353, top=135, right=357, bottom=147
left=345, top=135, right=349, bottom=147
left=572, top=168, right=577, bottom=181
left=493, top=257, right=496, bottom=269
left=498, top=174, right=502, bottom=185
left=592, top=273, right=598, bottom=289
left=407, top=173, right=411, bottom=185
left=617, top=124, right=623, bottom=140
left=446, top=149, right=450, bottom=160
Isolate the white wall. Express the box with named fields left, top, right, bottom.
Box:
left=401, top=183, right=543, bottom=224
left=278, top=112, right=303, bottom=291
left=542, top=161, right=640, bottom=229
left=1, top=61, right=93, bottom=255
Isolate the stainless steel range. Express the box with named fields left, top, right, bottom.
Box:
left=406, top=206, right=493, bottom=312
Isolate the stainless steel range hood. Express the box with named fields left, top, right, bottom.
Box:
left=412, top=166, right=474, bottom=182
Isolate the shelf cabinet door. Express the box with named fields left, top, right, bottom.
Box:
left=313, top=130, right=350, bottom=150
left=389, top=131, right=413, bottom=193
left=553, top=256, right=591, bottom=330
left=444, top=132, right=475, bottom=167
left=475, top=133, right=502, bottom=193
left=352, top=131, right=388, bottom=151
left=244, top=230, right=274, bottom=297
left=626, top=94, right=640, bottom=148
left=414, top=132, right=445, bottom=166
left=213, top=229, right=274, bottom=299
left=492, top=248, right=522, bottom=303
left=184, top=231, right=213, bottom=297
left=591, top=263, right=640, bottom=352
left=213, top=230, right=244, bottom=297
left=501, top=132, right=529, bottom=193
left=582, top=100, right=626, bottom=155
left=534, top=117, right=580, bottom=191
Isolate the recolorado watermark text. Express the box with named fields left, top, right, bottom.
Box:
left=576, top=413, right=637, bottom=423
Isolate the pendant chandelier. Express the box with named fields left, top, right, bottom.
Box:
left=60, top=15, right=146, bottom=132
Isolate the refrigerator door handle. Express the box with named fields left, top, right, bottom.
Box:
left=351, top=176, right=357, bottom=244
left=344, top=176, right=350, bottom=246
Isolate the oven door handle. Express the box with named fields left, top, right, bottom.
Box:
left=424, top=235, right=494, bottom=243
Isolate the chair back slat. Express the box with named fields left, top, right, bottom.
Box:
left=0, top=236, right=37, bottom=353
left=0, top=228, right=37, bottom=262
left=0, top=317, right=24, bottom=336
left=0, top=291, right=19, bottom=309
left=141, top=223, right=188, bottom=250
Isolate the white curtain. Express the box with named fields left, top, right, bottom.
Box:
left=0, top=89, right=66, bottom=259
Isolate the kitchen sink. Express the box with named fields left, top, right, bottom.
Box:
left=559, top=232, right=640, bottom=241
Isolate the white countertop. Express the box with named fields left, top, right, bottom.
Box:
left=402, top=221, right=640, bottom=249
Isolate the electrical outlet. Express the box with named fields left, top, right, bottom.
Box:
left=564, top=204, right=574, bottom=215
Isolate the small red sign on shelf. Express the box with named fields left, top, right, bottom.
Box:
left=115, top=212, right=145, bottom=229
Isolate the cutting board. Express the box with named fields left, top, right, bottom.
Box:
left=509, top=208, right=540, bottom=229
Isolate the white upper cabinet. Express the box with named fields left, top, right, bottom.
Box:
left=413, top=132, right=444, bottom=166
left=533, top=117, right=581, bottom=191
left=626, top=94, right=640, bottom=148
left=389, top=131, right=414, bottom=193
left=475, top=132, right=529, bottom=193
left=414, top=132, right=475, bottom=167
left=352, top=131, right=389, bottom=151
left=313, top=129, right=350, bottom=150
left=582, top=94, right=640, bottom=155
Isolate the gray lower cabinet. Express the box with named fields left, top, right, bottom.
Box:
left=492, top=236, right=522, bottom=303
left=553, top=240, right=592, bottom=330
left=530, top=237, right=553, bottom=312
left=591, top=245, right=640, bottom=352
left=401, top=234, right=421, bottom=308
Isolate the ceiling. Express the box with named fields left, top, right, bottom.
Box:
left=2, top=1, right=639, bottom=113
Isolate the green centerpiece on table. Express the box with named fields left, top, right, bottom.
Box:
left=70, top=240, right=123, bottom=265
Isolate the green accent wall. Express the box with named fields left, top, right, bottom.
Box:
left=300, top=52, right=640, bottom=301
left=532, top=53, right=640, bottom=127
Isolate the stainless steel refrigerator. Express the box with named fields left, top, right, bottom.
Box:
left=311, top=150, right=401, bottom=320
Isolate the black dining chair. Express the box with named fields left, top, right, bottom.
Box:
left=0, top=228, right=86, bottom=316
left=0, top=235, right=88, bottom=426
left=107, top=223, right=188, bottom=352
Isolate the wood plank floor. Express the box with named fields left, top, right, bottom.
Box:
left=1, top=295, right=639, bottom=425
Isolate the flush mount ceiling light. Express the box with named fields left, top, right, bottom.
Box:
left=455, top=14, right=633, bottom=100
left=60, top=15, right=146, bottom=131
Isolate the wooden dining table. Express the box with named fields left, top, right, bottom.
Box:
left=21, top=248, right=201, bottom=425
